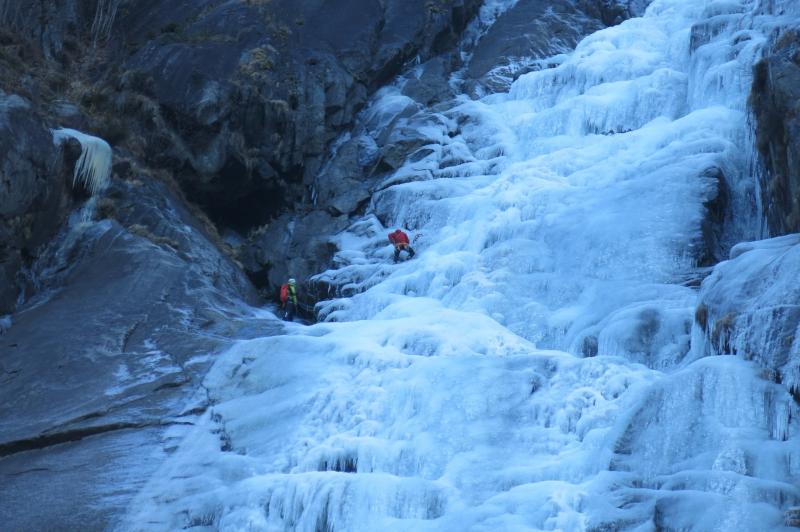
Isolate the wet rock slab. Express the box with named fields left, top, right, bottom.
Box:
left=0, top=175, right=278, bottom=530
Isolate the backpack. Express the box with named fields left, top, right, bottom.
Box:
left=280, top=283, right=289, bottom=304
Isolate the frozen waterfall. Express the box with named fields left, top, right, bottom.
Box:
left=52, top=128, right=113, bottom=195
left=122, top=0, right=800, bottom=530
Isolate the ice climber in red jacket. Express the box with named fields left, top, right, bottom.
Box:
left=279, top=278, right=298, bottom=321
left=388, top=229, right=416, bottom=263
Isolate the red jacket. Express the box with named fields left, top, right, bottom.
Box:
left=388, top=229, right=409, bottom=245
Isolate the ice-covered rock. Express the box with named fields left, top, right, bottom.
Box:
left=0, top=175, right=261, bottom=531
left=693, top=234, right=800, bottom=396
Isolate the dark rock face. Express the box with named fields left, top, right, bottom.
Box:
left=0, top=93, right=76, bottom=315
left=750, top=32, right=800, bottom=235
left=92, top=0, right=483, bottom=233
left=242, top=209, right=350, bottom=294
left=698, top=166, right=731, bottom=267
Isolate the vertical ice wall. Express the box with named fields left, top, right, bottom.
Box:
left=123, top=1, right=800, bottom=530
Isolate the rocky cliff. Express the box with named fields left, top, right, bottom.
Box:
left=751, top=30, right=800, bottom=235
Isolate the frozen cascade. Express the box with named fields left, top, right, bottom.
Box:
left=123, top=1, right=800, bottom=530
left=52, top=127, right=112, bottom=195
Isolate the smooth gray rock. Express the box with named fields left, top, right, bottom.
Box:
left=316, top=138, right=373, bottom=216
left=0, top=95, right=49, bottom=218
left=0, top=174, right=264, bottom=531
left=0, top=173, right=257, bottom=442
left=0, top=426, right=166, bottom=532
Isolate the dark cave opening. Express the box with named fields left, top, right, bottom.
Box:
left=190, top=157, right=288, bottom=234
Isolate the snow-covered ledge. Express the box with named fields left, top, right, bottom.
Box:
left=52, top=128, right=112, bottom=195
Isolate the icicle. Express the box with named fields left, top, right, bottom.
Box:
left=90, top=0, right=122, bottom=46
left=52, top=128, right=112, bottom=195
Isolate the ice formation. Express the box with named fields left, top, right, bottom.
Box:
left=52, top=128, right=112, bottom=195
left=122, top=1, right=800, bottom=530
left=90, top=0, right=122, bottom=45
